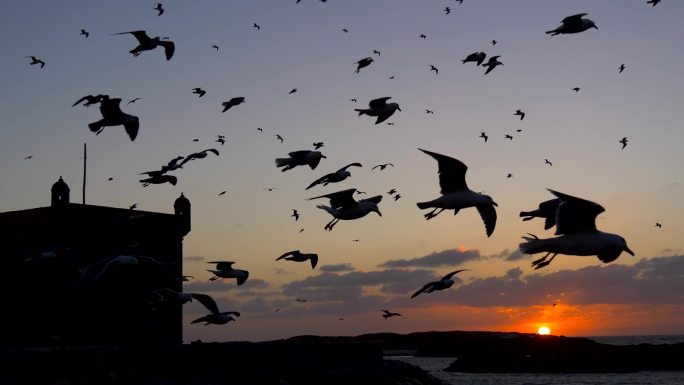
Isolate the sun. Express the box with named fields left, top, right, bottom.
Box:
left=538, top=326, right=551, bottom=335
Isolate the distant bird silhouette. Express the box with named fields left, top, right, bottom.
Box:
left=514, top=109, right=525, bottom=120
left=355, top=191, right=366, bottom=195
left=309, top=188, right=382, bottom=231
left=426, top=109, right=434, bottom=114
left=482, top=56, right=503, bottom=75
left=295, top=298, right=307, bottom=303
left=88, top=95, right=140, bottom=141
left=113, top=30, right=174, bottom=60
left=355, top=97, right=401, bottom=125
left=276, top=134, right=284, bottom=143
left=24, top=155, right=33, bottom=160
left=387, top=189, right=397, bottom=195
left=655, top=222, right=662, bottom=228
left=520, top=198, right=561, bottom=230
left=545, top=159, right=553, bottom=166
left=382, top=310, right=402, bottom=319
left=479, top=132, right=488, bottom=142
left=263, top=187, right=277, bottom=192
left=26, top=56, right=45, bottom=68
left=372, top=163, right=394, bottom=171
left=140, top=174, right=177, bottom=187
left=212, top=45, right=220, bottom=51
left=299, top=228, right=304, bottom=233
left=393, top=194, right=402, bottom=201
left=355, top=57, right=374, bottom=74
left=520, top=190, right=634, bottom=269
left=505, top=135, right=513, bottom=140
left=257, top=127, right=263, bottom=132
left=193, top=88, right=206, bottom=97
left=216, top=135, right=226, bottom=145
left=222, top=97, right=245, bottom=112
left=349, top=98, right=357, bottom=103
left=619, top=137, right=628, bottom=149
left=306, top=162, right=362, bottom=190
left=619, top=64, right=626, bottom=74
left=154, top=3, right=164, bottom=16
left=276, top=150, right=326, bottom=172
left=291, top=209, right=299, bottom=221
left=313, top=142, right=324, bottom=149
left=191, top=310, right=240, bottom=326
left=107, top=177, right=113, bottom=181
left=373, top=50, right=381, bottom=56
left=546, top=13, right=598, bottom=36
left=507, top=173, right=513, bottom=178
left=127, top=97, right=141, bottom=104
left=444, top=7, right=451, bottom=15
left=341, top=28, right=349, bottom=33
left=129, top=203, right=138, bottom=210
left=647, top=0, right=660, bottom=6
left=462, top=52, right=486, bottom=66
left=429, top=65, right=439, bottom=74
left=289, top=88, right=297, bottom=94
left=491, top=40, right=497, bottom=45
left=388, top=76, right=395, bottom=79
left=572, top=87, right=581, bottom=92
left=419, top=34, right=427, bottom=39
left=417, top=149, right=498, bottom=237
left=253, top=23, right=261, bottom=31
left=218, top=191, right=226, bottom=196
left=411, top=269, right=468, bottom=299
left=207, top=261, right=249, bottom=285
left=180, top=149, right=219, bottom=166
left=386, top=122, right=394, bottom=125
left=72, top=94, right=103, bottom=107
left=80, top=29, right=89, bottom=38
left=276, top=250, right=318, bottom=269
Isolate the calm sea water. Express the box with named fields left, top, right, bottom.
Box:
left=387, top=335, right=684, bottom=385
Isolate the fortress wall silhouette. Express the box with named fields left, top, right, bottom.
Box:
left=0, top=177, right=190, bottom=347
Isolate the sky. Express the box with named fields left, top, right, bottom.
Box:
left=1, top=0, right=683, bottom=342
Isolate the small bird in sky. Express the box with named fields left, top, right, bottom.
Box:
left=295, top=298, right=307, bottom=303
left=299, top=228, right=304, bottom=233
left=619, top=64, right=626, bottom=74
left=619, top=137, right=628, bottom=149
left=263, top=187, right=277, bottom=192
left=154, top=3, right=164, bottom=16
left=113, top=30, right=175, bottom=60
left=514, top=109, right=526, bottom=120
left=222, top=97, right=245, bottom=112
left=545, top=159, right=553, bottom=166
left=411, top=270, right=468, bottom=299
left=479, top=132, right=488, bottom=142
left=482, top=56, right=503, bottom=75
left=419, top=34, right=427, bottom=39
left=180, top=149, right=219, bottom=166
left=572, top=87, right=581, bottom=92
left=127, top=97, right=141, bottom=104
left=356, top=191, right=366, bottom=195
left=507, top=173, right=513, bottom=178
left=80, top=29, right=89, bottom=38
left=275, top=134, right=284, bottom=143
left=462, top=52, right=486, bottom=66
left=546, top=13, right=598, bottom=36
left=417, top=149, right=498, bottom=237
left=289, top=88, right=297, bottom=94
left=313, top=142, right=324, bottom=149
left=655, top=222, right=662, bottom=228
left=387, top=189, right=397, bottom=195
left=355, top=97, right=401, bottom=125
left=429, top=65, right=439, bottom=74
left=257, top=127, right=263, bottom=132
left=372, top=163, right=394, bottom=171
left=373, top=50, right=381, bottom=56
left=342, top=28, right=349, bottom=33
left=276, top=150, right=326, bottom=172
left=647, top=0, right=661, bottom=6
left=309, top=188, right=383, bottom=231
left=276, top=250, right=318, bottom=269
left=26, top=56, right=45, bottom=68
left=218, top=191, right=226, bottom=196
left=291, top=209, right=299, bottom=221
left=388, top=76, right=395, bottom=79
left=87, top=95, right=140, bottom=141
left=253, top=23, right=261, bottom=31
left=382, top=310, right=402, bottom=319
left=386, top=122, right=394, bottom=125
left=306, top=163, right=362, bottom=190
left=72, top=94, right=103, bottom=107
left=394, top=194, right=402, bottom=201
left=349, top=98, right=357, bottom=103
left=207, top=261, right=249, bottom=285
left=444, top=7, right=451, bottom=15
left=192, top=88, right=206, bottom=97
left=491, top=40, right=497, bottom=45
left=426, top=109, right=434, bottom=114
left=212, top=45, right=220, bottom=51
left=505, top=134, right=513, bottom=140
left=355, top=57, right=374, bottom=74
left=129, top=203, right=138, bottom=210
left=193, top=138, right=200, bottom=143
left=24, top=155, right=33, bottom=160
left=216, top=135, right=226, bottom=145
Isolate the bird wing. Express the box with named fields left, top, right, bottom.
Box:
left=209, top=261, right=235, bottom=270
left=308, top=188, right=358, bottom=209
left=236, top=270, right=249, bottom=285
left=476, top=204, right=497, bottom=237
left=72, top=95, right=94, bottom=107
left=204, top=148, right=220, bottom=156
left=289, top=150, right=313, bottom=163
left=548, top=189, right=605, bottom=235
left=360, top=195, right=383, bottom=205
left=539, top=199, right=561, bottom=229
left=123, top=114, right=139, bottom=141
left=381, top=310, right=391, bottom=315
left=337, top=162, right=362, bottom=172
left=179, top=153, right=198, bottom=166
left=306, top=173, right=332, bottom=190
left=276, top=250, right=298, bottom=261
left=411, top=282, right=434, bottom=299
left=114, top=30, right=151, bottom=43
left=309, top=254, right=318, bottom=269
left=374, top=111, right=394, bottom=125
left=561, top=13, right=588, bottom=25
left=418, top=149, right=468, bottom=194
left=441, top=269, right=468, bottom=280
left=190, top=293, right=220, bottom=314
left=368, top=97, right=391, bottom=109
left=158, top=40, right=175, bottom=60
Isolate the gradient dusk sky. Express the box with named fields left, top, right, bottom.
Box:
left=1, top=0, right=682, bottom=342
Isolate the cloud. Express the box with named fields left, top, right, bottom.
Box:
left=184, top=256, right=205, bottom=262
left=184, top=278, right=269, bottom=292
left=378, top=248, right=482, bottom=268
left=319, top=263, right=355, bottom=273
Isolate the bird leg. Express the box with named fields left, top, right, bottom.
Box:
left=531, top=252, right=551, bottom=267
left=209, top=276, right=218, bottom=281
left=533, top=253, right=557, bottom=270
left=324, top=218, right=339, bottom=231
left=424, top=208, right=444, bottom=220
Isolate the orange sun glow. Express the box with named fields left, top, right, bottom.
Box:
left=538, top=326, right=551, bottom=335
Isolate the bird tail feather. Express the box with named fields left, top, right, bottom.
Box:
left=416, top=201, right=433, bottom=210
left=275, top=158, right=291, bottom=168
left=354, top=109, right=367, bottom=116
left=519, top=235, right=550, bottom=255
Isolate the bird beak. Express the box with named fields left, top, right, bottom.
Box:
left=624, top=246, right=634, bottom=256
left=376, top=209, right=382, bottom=217
left=492, top=201, right=498, bottom=207
left=321, top=155, right=327, bottom=159
left=397, top=107, right=402, bottom=112
left=593, top=26, right=599, bottom=30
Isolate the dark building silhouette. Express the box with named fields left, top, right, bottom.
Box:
left=0, top=178, right=191, bottom=347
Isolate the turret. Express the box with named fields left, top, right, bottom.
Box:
left=51, top=176, right=70, bottom=207
left=174, top=192, right=191, bottom=235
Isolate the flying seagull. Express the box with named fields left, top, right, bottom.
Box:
left=113, top=30, right=175, bottom=60
left=429, top=65, right=439, bottom=74
left=382, top=310, right=402, bottom=319
left=545, top=159, right=553, bottom=166
left=519, top=198, right=562, bottom=230
left=425, top=109, right=434, bottom=114
left=289, top=88, right=297, bottom=94
left=647, top=0, right=661, bottom=6
left=372, top=163, right=394, bottom=171
left=154, top=3, right=164, bottom=16
left=546, top=13, right=598, bottom=36
left=192, top=88, right=206, bottom=97
left=72, top=94, right=104, bottom=107
left=291, top=209, right=299, bottom=221
left=514, top=109, right=525, bottom=120
left=216, top=135, right=226, bottom=145
left=373, top=50, right=381, bottom=56
left=87, top=95, right=140, bottom=141
left=207, top=261, right=249, bottom=285
left=416, top=149, right=498, bottom=237
left=222, top=97, right=245, bottom=112
left=655, top=222, right=662, bottom=228
left=572, top=87, right=581, bottom=92
left=276, top=134, right=284, bottom=143
left=479, top=132, right=488, bottom=142
left=387, top=189, right=397, bottom=195
left=80, top=29, right=89, bottom=38
left=482, top=56, right=503, bottom=75
left=491, top=40, right=497, bottom=45
left=127, top=97, right=142, bottom=104
left=276, top=250, right=318, bottom=269
left=276, top=150, right=326, bottom=172
left=309, top=188, right=382, bottom=231
left=190, top=291, right=241, bottom=326
left=139, top=174, right=177, bottom=187
left=444, top=7, right=451, bottom=15
left=306, top=163, right=362, bottom=190
left=519, top=189, right=634, bottom=269
left=462, top=52, right=486, bottom=66
left=313, top=142, right=324, bottom=149
left=619, top=64, right=626, bottom=74
left=253, top=23, right=261, bottom=31
left=212, top=45, right=220, bottom=51
left=24, top=155, right=33, bottom=160
left=419, top=34, right=427, bottom=39
left=619, top=137, right=628, bottom=149
left=355, top=97, right=401, bottom=125
left=505, top=134, right=513, bottom=140
left=180, top=149, right=219, bottom=166
left=411, top=269, right=468, bottom=299
left=355, top=57, right=374, bottom=74
left=26, top=56, right=45, bottom=68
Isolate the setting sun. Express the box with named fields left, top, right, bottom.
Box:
left=538, top=326, right=551, bottom=335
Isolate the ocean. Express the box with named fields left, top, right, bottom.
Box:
left=387, top=335, right=684, bottom=385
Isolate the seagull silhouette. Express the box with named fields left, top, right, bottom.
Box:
left=253, top=23, right=261, bottom=31
left=192, top=88, right=206, bottom=97
left=514, top=109, right=525, bottom=120
left=24, top=155, right=33, bottom=160
left=373, top=50, right=381, bottom=56
left=619, top=64, right=626, bottom=73
left=276, top=134, right=284, bottom=143
left=419, top=34, right=427, bottom=39
left=387, top=189, right=397, bottom=195
left=462, top=52, right=486, bottom=66
left=349, top=98, right=357, bottom=102
left=491, top=40, right=497, bottom=45
left=113, top=30, right=175, bottom=60
left=479, top=132, right=488, bottom=142
left=26, top=56, right=45, bottom=68
left=426, top=109, right=434, bottom=114
left=289, top=88, right=297, bottom=94
left=372, top=163, right=394, bottom=171
left=207, top=261, right=249, bottom=285
left=482, top=56, right=503, bottom=75
left=429, top=65, right=439, bottom=74
left=309, top=188, right=382, bottom=231
left=154, top=3, right=164, bottom=16
left=222, top=97, right=245, bottom=112
left=127, top=97, right=141, bottom=104
left=72, top=94, right=104, bottom=107
left=313, top=142, right=324, bottom=149
left=306, top=163, right=362, bottom=190
left=276, top=250, right=318, bottom=269
left=355, top=97, right=401, bottom=125
left=212, top=45, right=220, bottom=51
left=382, top=310, right=402, bottom=319
left=619, top=137, right=628, bottom=149
left=647, top=0, right=660, bottom=6
left=572, top=87, right=581, bottom=92
left=411, top=270, right=468, bottom=299
left=545, top=159, right=553, bottom=166
left=80, top=29, right=89, bottom=38
left=87, top=95, right=140, bottom=141
left=276, top=150, right=326, bottom=172
left=216, top=135, right=226, bottom=146
left=291, top=209, right=299, bottom=221
left=355, top=57, right=374, bottom=74
left=505, top=134, right=513, bottom=140
left=655, top=222, right=662, bottom=228
left=342, top=28, right=349, bottom=33
left=546, top=13, right=598, bottom=36
left=444, top=7, right=451, bottom=15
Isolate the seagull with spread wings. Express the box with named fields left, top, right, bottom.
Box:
left=113, top=30, right=175, bottom=60
left=207, top=261, right=249, bottom=285
left=411, top=270, right=468, bottom=299
left=276, top=150, right=326, bottom=172
left=462, top=52, right=486, bottom=66
left=382, top=310, right=402, bottom=319
left=180, top=149, right=219, bottom=166
left=306, top=163, right=362, bottom=190
left=309, top=188, right=382, bottom=231
left=546, top=13, right=598, bottom=36
left=276, top=250, right=319, bottom=269
left=87, top=95, right=140, bottom=141
left=355, top=97, right=401, bottom=125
